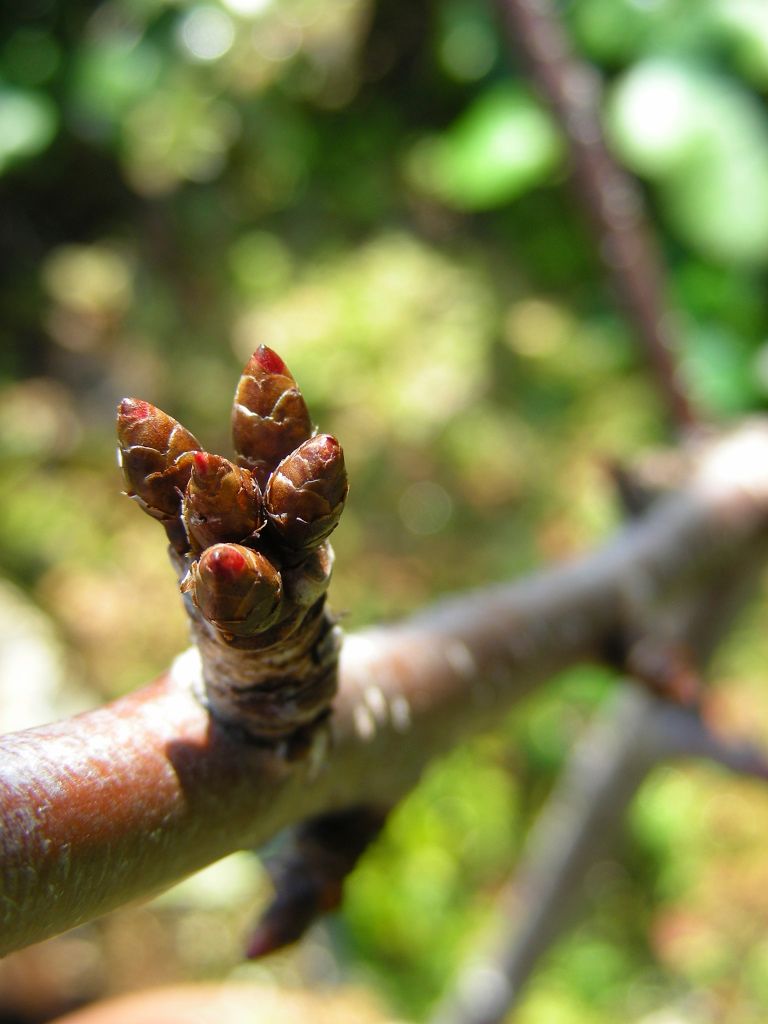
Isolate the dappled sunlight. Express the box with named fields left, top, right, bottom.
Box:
left=3, top=0, right=768, bottom=1021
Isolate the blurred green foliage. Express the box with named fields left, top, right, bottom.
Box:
left=2, top=0, right=768, bottom=1021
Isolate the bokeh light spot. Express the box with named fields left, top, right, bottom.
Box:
left=178, top=6, right=236, bottom=63
left=221, top=0, right=273, bottom=15
left=440, top=22, right=496, bottom=82
left=398, top=481, right=453, bottom=535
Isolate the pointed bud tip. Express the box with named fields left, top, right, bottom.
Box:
left=314, top=434, right=341, bottom=460
left=252, top=345, right=289, bottom=377
left=203, top=545, right=248, bottom=581
left=193, top=451, right=216, bottom=476
left=118, top=398, right=153, bottom=423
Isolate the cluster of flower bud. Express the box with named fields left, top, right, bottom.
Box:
left=117, top=346, right=348, bottom=643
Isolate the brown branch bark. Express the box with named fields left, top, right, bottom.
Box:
left=495, top=0, right=699, bottom=433
left=1, top=423, right=768, bottom=957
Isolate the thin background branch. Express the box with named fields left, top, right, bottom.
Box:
left=430, top=544, right=768, bottom=1024
left=495, top=0, right=700, bottom=433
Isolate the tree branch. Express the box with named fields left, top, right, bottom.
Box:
left=430, top=460, right=768, bottom=1024
left=430, top=686, right=768, bottom=1024
left=2, top=422, right=768, bottom=957
left=495, top=0, right=699, bottom=433
left=430, top=686, right=659, bottom=1024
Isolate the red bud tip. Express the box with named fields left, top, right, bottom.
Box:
left=193, top=451, right=215, bottom=476
left=206, top=546, right=248, bottom=580
left=315, top=434, right=340, bottom=461
left=254, top=345, right=289, bottom=376
left=118, top=398, right=152, bottom=422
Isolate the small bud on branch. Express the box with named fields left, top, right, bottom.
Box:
left=247, top=806, right=387, bottom=958
left=182, top=452, right=263, bottom=554
left=184, top=544, right=283, bottom=638
left=116, top=398, right=201, bottom=552
left=265, top=435, right=348, bottom=557
left=232, top=345, right=312, bottom=489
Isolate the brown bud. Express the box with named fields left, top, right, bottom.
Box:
left=265, top=434, right=348, bottom=555
left=232, top=346, right=312, bottom=488
left=182, top=452, right=264, bottom=554
left=184, top=543, right=283, bottom=636
left=117, top=398, right=201, bottom=550
left=247, top=806, right=387, bottom=958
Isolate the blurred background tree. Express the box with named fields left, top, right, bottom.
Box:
left=2, top=1, right=768, bottom=1021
